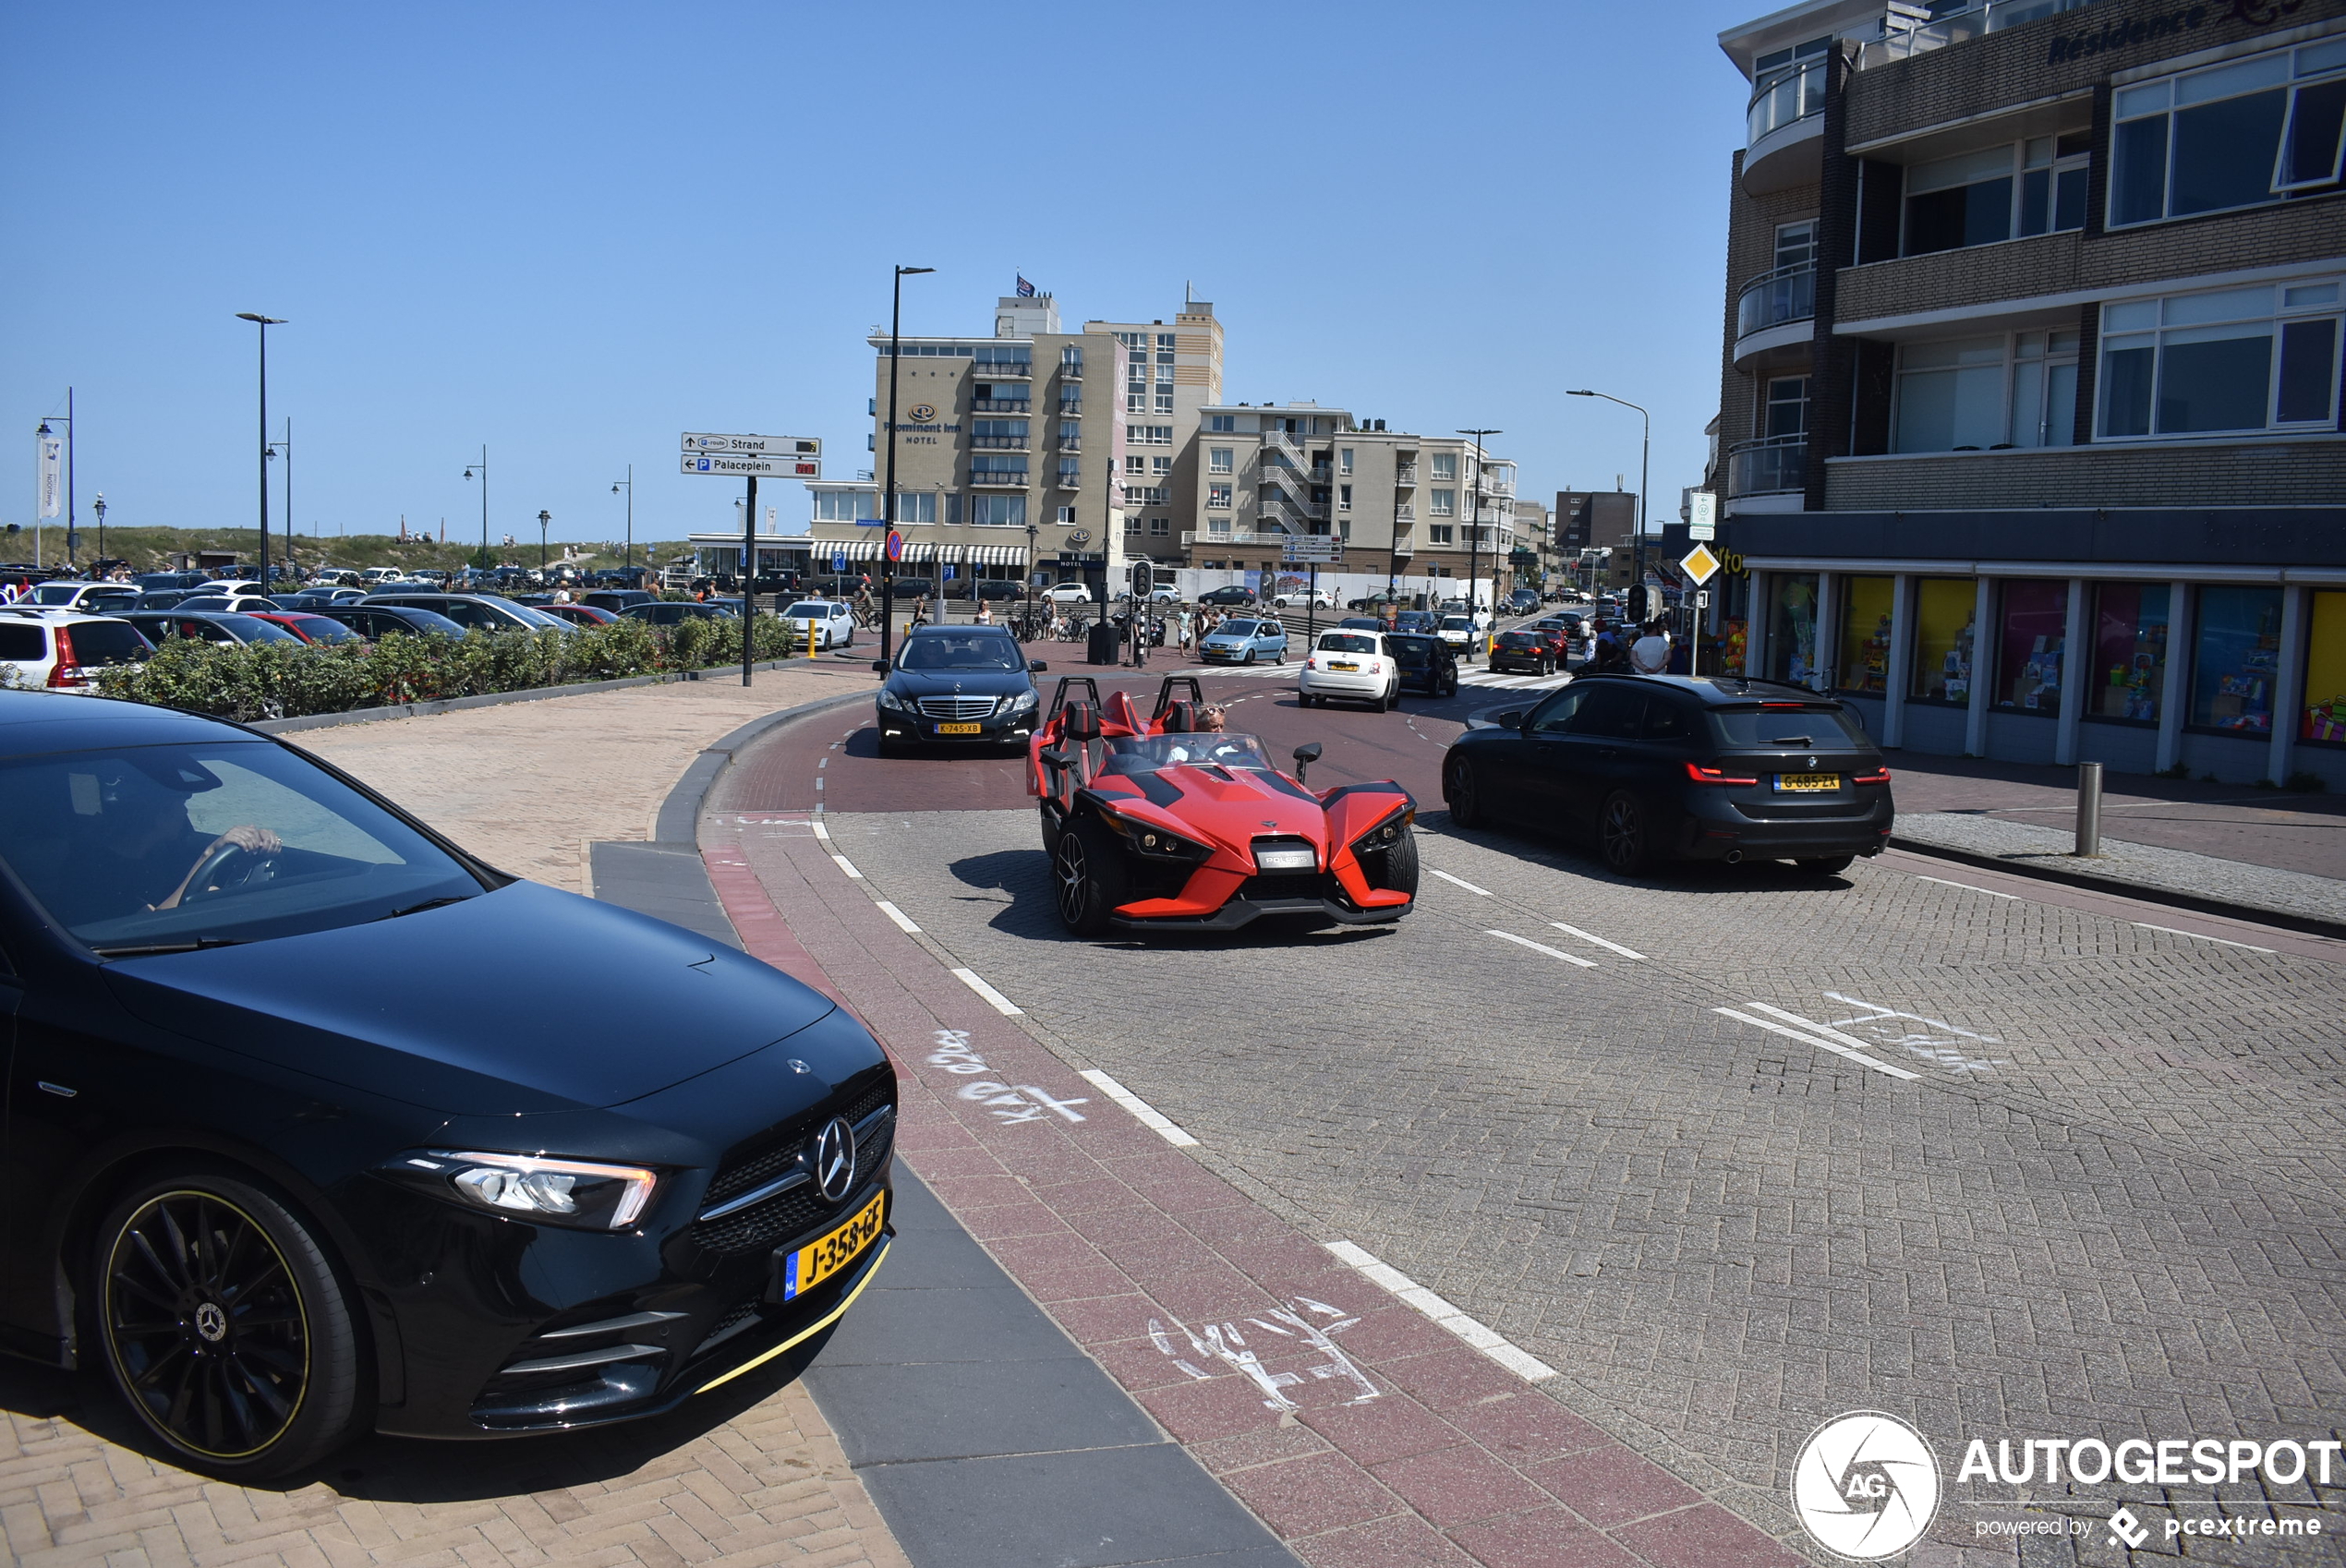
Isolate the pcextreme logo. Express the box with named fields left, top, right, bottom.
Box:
left=1790, top=1412, right=1941, bottom=1560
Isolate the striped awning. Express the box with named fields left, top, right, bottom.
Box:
left=806, top=537, right=1034, bottom=566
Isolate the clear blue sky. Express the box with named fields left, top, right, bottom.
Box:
left=3, top=1, right=1765, bottom=550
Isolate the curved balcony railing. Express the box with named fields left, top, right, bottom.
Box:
left=1736, top=261, right=1817, bottom=340
left=1747, top=58, right=1824, bottom=147
left=1727, top=434, right=1807, bottom=498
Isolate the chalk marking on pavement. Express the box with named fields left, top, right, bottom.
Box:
left=1817, top=993, right=2009, bottom=1074
left=2134, top=922, right=2276, bottom=954
left=1430, top=868, right=1492, bottom=896
left=811, top=820, right=832, bottom=841
left=1746, top=1002, right=1933, bottom=1064
left=949, top=967, right=1024, bottom=1015
left=1915, top=874, right=2020, bottom=900
left=1549, top=922, right=1644, bottom=959
left=1486, top=930, right=1597, bottom=968
left=830, top=853, right=865, bottom=879
left=1714, top=1007, right=1919, bottom=1080
left=1077, top=1068, right=1200, bottom=1146
left=1322, top=1240, right=1557, bottom=1381
left=875, top=901, right=922, bottom=935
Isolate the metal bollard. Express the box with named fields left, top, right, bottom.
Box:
left=2074, top=761, right=2103, bottom=857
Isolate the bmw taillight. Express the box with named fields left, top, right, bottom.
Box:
left=1854, top=766, right=1892, bottom=785
left=45, top=625, right=78, bottom=687
left=1686, top=760, right=1760, bottom=786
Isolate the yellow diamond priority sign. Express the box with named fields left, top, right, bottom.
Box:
left=1680, top=542, right=1722, bottom=585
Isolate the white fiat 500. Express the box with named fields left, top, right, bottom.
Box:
left=780, top=598, right=856, bottom=649
left=1298, top=629, right=1399, bottom=711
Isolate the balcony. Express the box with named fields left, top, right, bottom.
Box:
left=971, top=468, right=1031, bottom=488
left=1058, top=437, right=1081, bottom=452
left=1394, top=503, right=1415, bottom=522
left=1726, top=434, right=1807, bottom=499
left=1856, top=0, right=2095, bottom=68
left=1058, top=398, right=1082, bottom=416
left=1393, top=464, right=1418, bottom=486
left=971, top=359, right=1032, bottom=380
left=1743, top=59, right=1825, bottom=195
left=970, top=434, right=1028, bottom=450
left=1058, top=362, right=1082, bottom=380
left=973, top=398, right=1031, bottom=414
left=1181, top=529, right=1279, bottom=548
left=1056, top=469, right=1081, bottom=489
left=1734, top=261, right=1817, bottom=368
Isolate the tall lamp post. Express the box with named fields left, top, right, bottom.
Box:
left=463, top=447, right=489, bottom=577
left=538, top=510, right=551, bottom=573
left=880, top=264, right=935, bottom=669
left=611, top=465, right=633, bottom=574
left=265, top=418, right=293, bottom=581
left=91, top=493, right=105, bottom=567
left=1457, top=428, right=1501, bottom=660
left=1566, top=390, right=1650, bottom=615
left=236, top=314, right=285, bottom=584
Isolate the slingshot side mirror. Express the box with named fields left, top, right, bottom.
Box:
left=1292, top=741, right=1324, bottom=785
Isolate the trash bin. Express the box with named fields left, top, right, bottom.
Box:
left=1087, top=620, right=1120, bottom=666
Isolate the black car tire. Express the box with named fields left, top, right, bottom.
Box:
left=94, top=1170, right=365, bottom=1480
left=1442, top=670, right=1459, bottom=697
left=1242, top=648, right=1256, bottom=666
left=1368, top=824, right=1421, bottom=896
left=1599, top=791, right=1653, bottom=876
left=1445, top=756, right=1485, bottom=828
left=1381, top=682, right=1398, bottom=711
left=1053, top=814, right=1128, bottom=937
left=1796, top=855, right=1856, bottom=876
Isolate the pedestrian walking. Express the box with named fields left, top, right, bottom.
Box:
left=1630, top=620, right=1672, bottom=675
left=975, top=599, right=994, bottom=625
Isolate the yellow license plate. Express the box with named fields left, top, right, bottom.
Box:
left=780, top=1190, right=885, bottom=1301
left=936, top=722, right=983, bottom=734
left=1777, top=773, right=1841, bottom=791
left=1329, top=661, right=1359, bottom=671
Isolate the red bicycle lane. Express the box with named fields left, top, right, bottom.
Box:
left=697, top=808, right=1810, bottom=1568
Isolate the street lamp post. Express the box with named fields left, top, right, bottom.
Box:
left=538, top=510, right=550, bottom=573
left=463, top=447, right=489, bottom=578
left=880, top=264, right=935, bottom=669
left=1566, top=390, right=1650, bottom=617
left=1457, top=428, right=1502, bottom=659
left=236, top=315, right=285, bottom=585
left=1025, top=518, right=1038, bottom=630
left=611, top=465, right=633, bottom=574
left=91, top=493, right=105, bottom=566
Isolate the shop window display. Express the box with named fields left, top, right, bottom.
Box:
left=2190, top=585, right=2282, bottom=731
left=2087, top=584, right=2170, bottom=723
left=2300, top=590, right=2346, bottom=744
left=1838, top=576, right=1893, bottom=694
left=1995, top=581, right=2069, bottom=715
left=1768, top=573, right=1820, bottom=688
left=1909, top=579, right=1977, bottom=704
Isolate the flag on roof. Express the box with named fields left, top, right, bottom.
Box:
left=1015, top=275, right=1036, bottom=297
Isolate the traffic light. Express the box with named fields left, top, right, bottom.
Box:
left=1627, top=584, right=1656, bottom=622
left=1130, top=560, right=1155, bottom=598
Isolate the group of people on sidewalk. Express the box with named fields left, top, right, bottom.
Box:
left=1579, top=617, right=1686, bottom=677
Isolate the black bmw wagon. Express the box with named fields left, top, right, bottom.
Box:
left=0, top=690, right=895, bottom=1477
left=1442, top=674, right=1894, bottom=874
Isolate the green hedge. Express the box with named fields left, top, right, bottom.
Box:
left=89, top=615, right=807, bottom=723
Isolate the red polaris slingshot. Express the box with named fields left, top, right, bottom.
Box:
left=1027, top=677, right=1420, bottom=935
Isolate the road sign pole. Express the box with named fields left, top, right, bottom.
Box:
left=1307, top=561, right=1318, bottom=645
left=743, top=475, right=756, bottom=688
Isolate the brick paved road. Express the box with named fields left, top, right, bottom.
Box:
left=0, top=667, right=912, bottom=1568
left=749, top=679, right=2346, bottom=1566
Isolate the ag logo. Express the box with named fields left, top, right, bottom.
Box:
left=1790, top=1411, right=1940, bottom=1560
left=907, top=403, right=937, bottom=423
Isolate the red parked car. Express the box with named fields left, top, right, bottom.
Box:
left=538, top=603, right=620, bottom=627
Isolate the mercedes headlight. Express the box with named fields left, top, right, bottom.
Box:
left=877, top=688, right=906, bottom=711
left=1002, top=688, right=1039, bottom=715
left=409, top=1151, right=659, bottom=1230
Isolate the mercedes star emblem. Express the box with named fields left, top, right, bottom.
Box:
left=812, top=1116, right=857, bottom=1202
left=193, top=1302, right=229, bottom=1343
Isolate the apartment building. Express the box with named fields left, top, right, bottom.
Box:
left=1182, top=404, right=1522, bottom=594
left=1555, top=490, right=1642, bottom=592
left=1708, top=0, right=2346, bottom=786
left=804, top=290, right=1222, bottom=597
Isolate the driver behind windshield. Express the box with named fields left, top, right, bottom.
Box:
left=37, top=760, right=283, bottom=924
left=897, top=635, right=1021, bottom=670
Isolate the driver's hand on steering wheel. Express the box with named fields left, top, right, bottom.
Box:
left=155, top=826, right=284, bottom=911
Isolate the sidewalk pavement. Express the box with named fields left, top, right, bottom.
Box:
left=1887, top=753, right=2346, bottom=927
left=0, top=664, right=915, bottom=1568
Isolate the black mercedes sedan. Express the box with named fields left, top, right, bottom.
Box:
left=0, top=690, right=896, bottom=1478
left=872, top=624, right=1046, bottom=754
left=1441, top=674, right=1893, bottom=875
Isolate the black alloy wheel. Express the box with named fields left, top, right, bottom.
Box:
left=1445, top=756, right=1484, bottom=828
left=1052, top=815, right=1125, bottom=937
left=1599, top=790, right=1652, bottom=875
left=96, top=1173, right=362, bottom=1478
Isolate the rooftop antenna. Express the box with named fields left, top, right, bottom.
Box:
left=1186, top=279, right=1194, bottom=304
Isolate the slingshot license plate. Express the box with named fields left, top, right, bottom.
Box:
left=936, top=722, right=983, bottom=735
left=774, top=1190, right=886, bottom=1302
left=1775, top=773, right=1842, bottom=792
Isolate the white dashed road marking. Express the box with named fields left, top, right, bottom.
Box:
left=830, top=853, right=865, bottom=879
left=1486, top=930, right=1597, bottom=968
left=1915, top=874, right=2020, bottom=899
left=1549, top=922, right=1644, bottom=959
left=1323, top=1240, right=1557, bottom=1382
left=811, top=820, right=832, bottom=841
left=875, top=900, right=922, bottom=934
left=1714, top=1006, right=1920, bottom=1080
left=1430, top=868, right=1491, bottom=896
left=1078, top=1069, right=1200, bottom=1146
left=2134, top=922, right=2276, bottom=953
left=950, top=967, right=1024, bottom=1016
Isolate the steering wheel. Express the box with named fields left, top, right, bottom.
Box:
left=178, top=839, right=281, bottom=902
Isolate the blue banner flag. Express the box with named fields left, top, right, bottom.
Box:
left=1016, top=275, right=1036, bottom=297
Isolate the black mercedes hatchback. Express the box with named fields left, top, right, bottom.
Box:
left=873, top=624, right=1046, bottom=754
left=0, top=690, right=896, bottom=1477
left=1441, top=674, right=1894, bottom=875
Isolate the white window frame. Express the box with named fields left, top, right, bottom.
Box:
left=1429, top=488, right=1457, bottom=517
left=1207, top=483, right=1233, bottom=509
left=2109, top=38, right=2346, bottom=229
left=1899, top=136, right=2089, bottom=257
left=1208, top=447, right=1234, bottom=474
left=1428, top=524, right=1455, bottom=545
left=2093, top=277, right=2344, bottom=441
left=1889, top=330, right=2082, bottom=453
left=1430, top=452, right=1458, bottom=481
left=1338, top=448, right=1354, bottom=475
